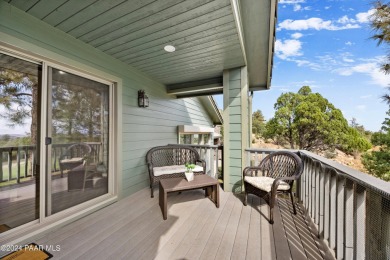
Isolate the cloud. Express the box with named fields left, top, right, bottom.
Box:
left=324, top=6, right=331, bottom=10
left=345, top=41, right=354, bottom=46
left=355, top=9, right=375, bottom=23
left=341, top=52, right=354, bottom=63
left=294, top=4, right=302, bottom=11
left=334, top=58, right=390, bottom=87
left=356, top=105, right=366, bottom=111
left=275, top=39, right=303, bottom=60
left=291, top=32, right=303, bottom=39
left=279, top=0, right=305, bottom=3
left=343, top=57, right=354, bottom=63
left=337, top=15, right=356, bottom=24
left=278, top=17, right=361, bottom=31
left=278, top=9, right=374, bottom=31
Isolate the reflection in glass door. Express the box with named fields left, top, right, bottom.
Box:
left=0, top=53, right=41, bottom=232
left=47, top=67, right=110, bottom=215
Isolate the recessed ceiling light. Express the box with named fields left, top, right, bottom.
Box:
left=164, top=45, right=176, bottom=52
left=58, top=70, right=66, bottom=74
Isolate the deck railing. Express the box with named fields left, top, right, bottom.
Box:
left=0, top=142, right=102, bottom=183
left=245, top=148, right=390, bottom=259
left=169, top=144, right=223, bottom=179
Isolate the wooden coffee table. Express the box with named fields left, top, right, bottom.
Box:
left=159, top=174, right=220, bottom=220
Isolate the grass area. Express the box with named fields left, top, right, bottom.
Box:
left=1, top=155, right=62, bottom=181
left=1, top=162, right=32, bottom=181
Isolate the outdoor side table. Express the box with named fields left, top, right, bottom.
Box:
left=159, top=174, right=219, bottom=220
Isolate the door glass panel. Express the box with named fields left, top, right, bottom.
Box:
left=0, top=53, right=41, bottom=232
left=48, top=68, right=109, bottom=215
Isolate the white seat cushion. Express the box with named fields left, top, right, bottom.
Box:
left=60, top=157, right=83, bottom=163
left=244, top=176, right=290, bottom=193
left=153, top=165, right=203, bottom=177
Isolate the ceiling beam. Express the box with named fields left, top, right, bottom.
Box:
left=166, top=77, right=223, bottom=96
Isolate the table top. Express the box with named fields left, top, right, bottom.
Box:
left=160, top=174, right=219, bottom=192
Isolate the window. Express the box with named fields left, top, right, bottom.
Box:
left=177, top=125, right=214, bottom=145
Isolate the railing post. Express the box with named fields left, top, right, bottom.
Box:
left=32, top=150, right=36, bottom=176
left=25, top=147, right=29, bottom=177
left=215, top=147, right=220, bottom=179
left=324, top=167, right=330, bottom=243
left=53, top=146, right=57, bottom=172
left=310, top=161, right=316, bottom=221
left=254, top=151, right=258, bottom=166
left=246, top=151, right=250, bottom=167
left=355, top=184, right=366, bottom=259
left=344, top=179, right=354, bottom=259
left=221, top=146, right=224, bottom=186
left=300, top=155, right=307, bottom=204
left=319, top=163, right=325, bottom=239
left=17, top=147, right=21, bottom=183
left=314, top=161, right=320, bottom=226
left=305, top=157, right=310, bottom=211
left=336, top=176, right=345, bottom=259
left=8, top=149, right=12, bottom=182
left=210, top=148, right=215, bottom=178
left=0, top=149, right=3, bottom=182
left=329, top=170, right=337, bottom=251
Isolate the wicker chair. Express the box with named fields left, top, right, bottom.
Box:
left=59, top=143, right=92, bottom=177
left=243, top=151, right=303, bottom=224
left=146, top=145, right=206, bottom=198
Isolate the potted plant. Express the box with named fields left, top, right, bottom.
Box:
left=185, top=163, right=195, bottom=181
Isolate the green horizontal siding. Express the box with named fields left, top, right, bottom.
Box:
left=229, top=133, right=242, bottom=141
left=229, top=69, right=241, bottom=81
left=229, top=124, right=242, bottom=133
left=229, top=88, right=241, bottom=98
left=229, top=80, right=241, bottom=89
left=228, top=98, right=241, bottom=107
left=229, top=106, right=241, bottom=115
left=230, top=150, right=242, bottom=159
left=229, top=115, right=242, bottom=124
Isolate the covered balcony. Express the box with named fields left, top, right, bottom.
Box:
left=0, top=0, right=389, bottom=259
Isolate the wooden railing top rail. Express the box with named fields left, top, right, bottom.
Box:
left=246, top=148, right=390, bottom=198
left=0, top=142, right=102, bottom=150
left=245, top=148, right=298, bottom=153
left=168, top=144, right=223, bottom=149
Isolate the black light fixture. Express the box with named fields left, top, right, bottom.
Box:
left=138, top=90, right=149, bottom=108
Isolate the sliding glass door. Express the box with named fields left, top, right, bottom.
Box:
left=0, top=50, right=112, bottom=234
left=0, top=53, right=41, bottom=232
left=47, top=67, right=110, bottom=215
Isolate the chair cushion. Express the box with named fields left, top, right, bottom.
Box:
left=153, top=165, right=203, bottom=177
left=244, top=176, right=290, bottom=193
left=60, top=157, right=84, bottom=164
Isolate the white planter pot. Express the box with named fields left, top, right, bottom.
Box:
left=185, top=171, right=194, bottom=181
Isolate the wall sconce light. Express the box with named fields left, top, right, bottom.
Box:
left=138, top=90, right=149, bottom=108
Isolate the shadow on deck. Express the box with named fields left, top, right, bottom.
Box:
left=30, top=187, right=330, bottom=260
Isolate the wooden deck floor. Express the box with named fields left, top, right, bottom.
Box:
left=33, top=187, right=329, bottom=260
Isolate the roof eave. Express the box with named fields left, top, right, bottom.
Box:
left=235, top=0, right=277, bottom=91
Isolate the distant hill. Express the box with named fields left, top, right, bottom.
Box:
left=252, top=135, right=367, bottom=173
left=0, top=134, right=27, bottom=139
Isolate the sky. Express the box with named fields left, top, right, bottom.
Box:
left=214, top=0, right=390, bottom=132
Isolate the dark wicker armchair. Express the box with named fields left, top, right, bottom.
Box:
left=146, top=145, right=206, bottom=198
left=243, top=151, right=303, bottom=224
left=59, top=143, right=92, bottom=177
